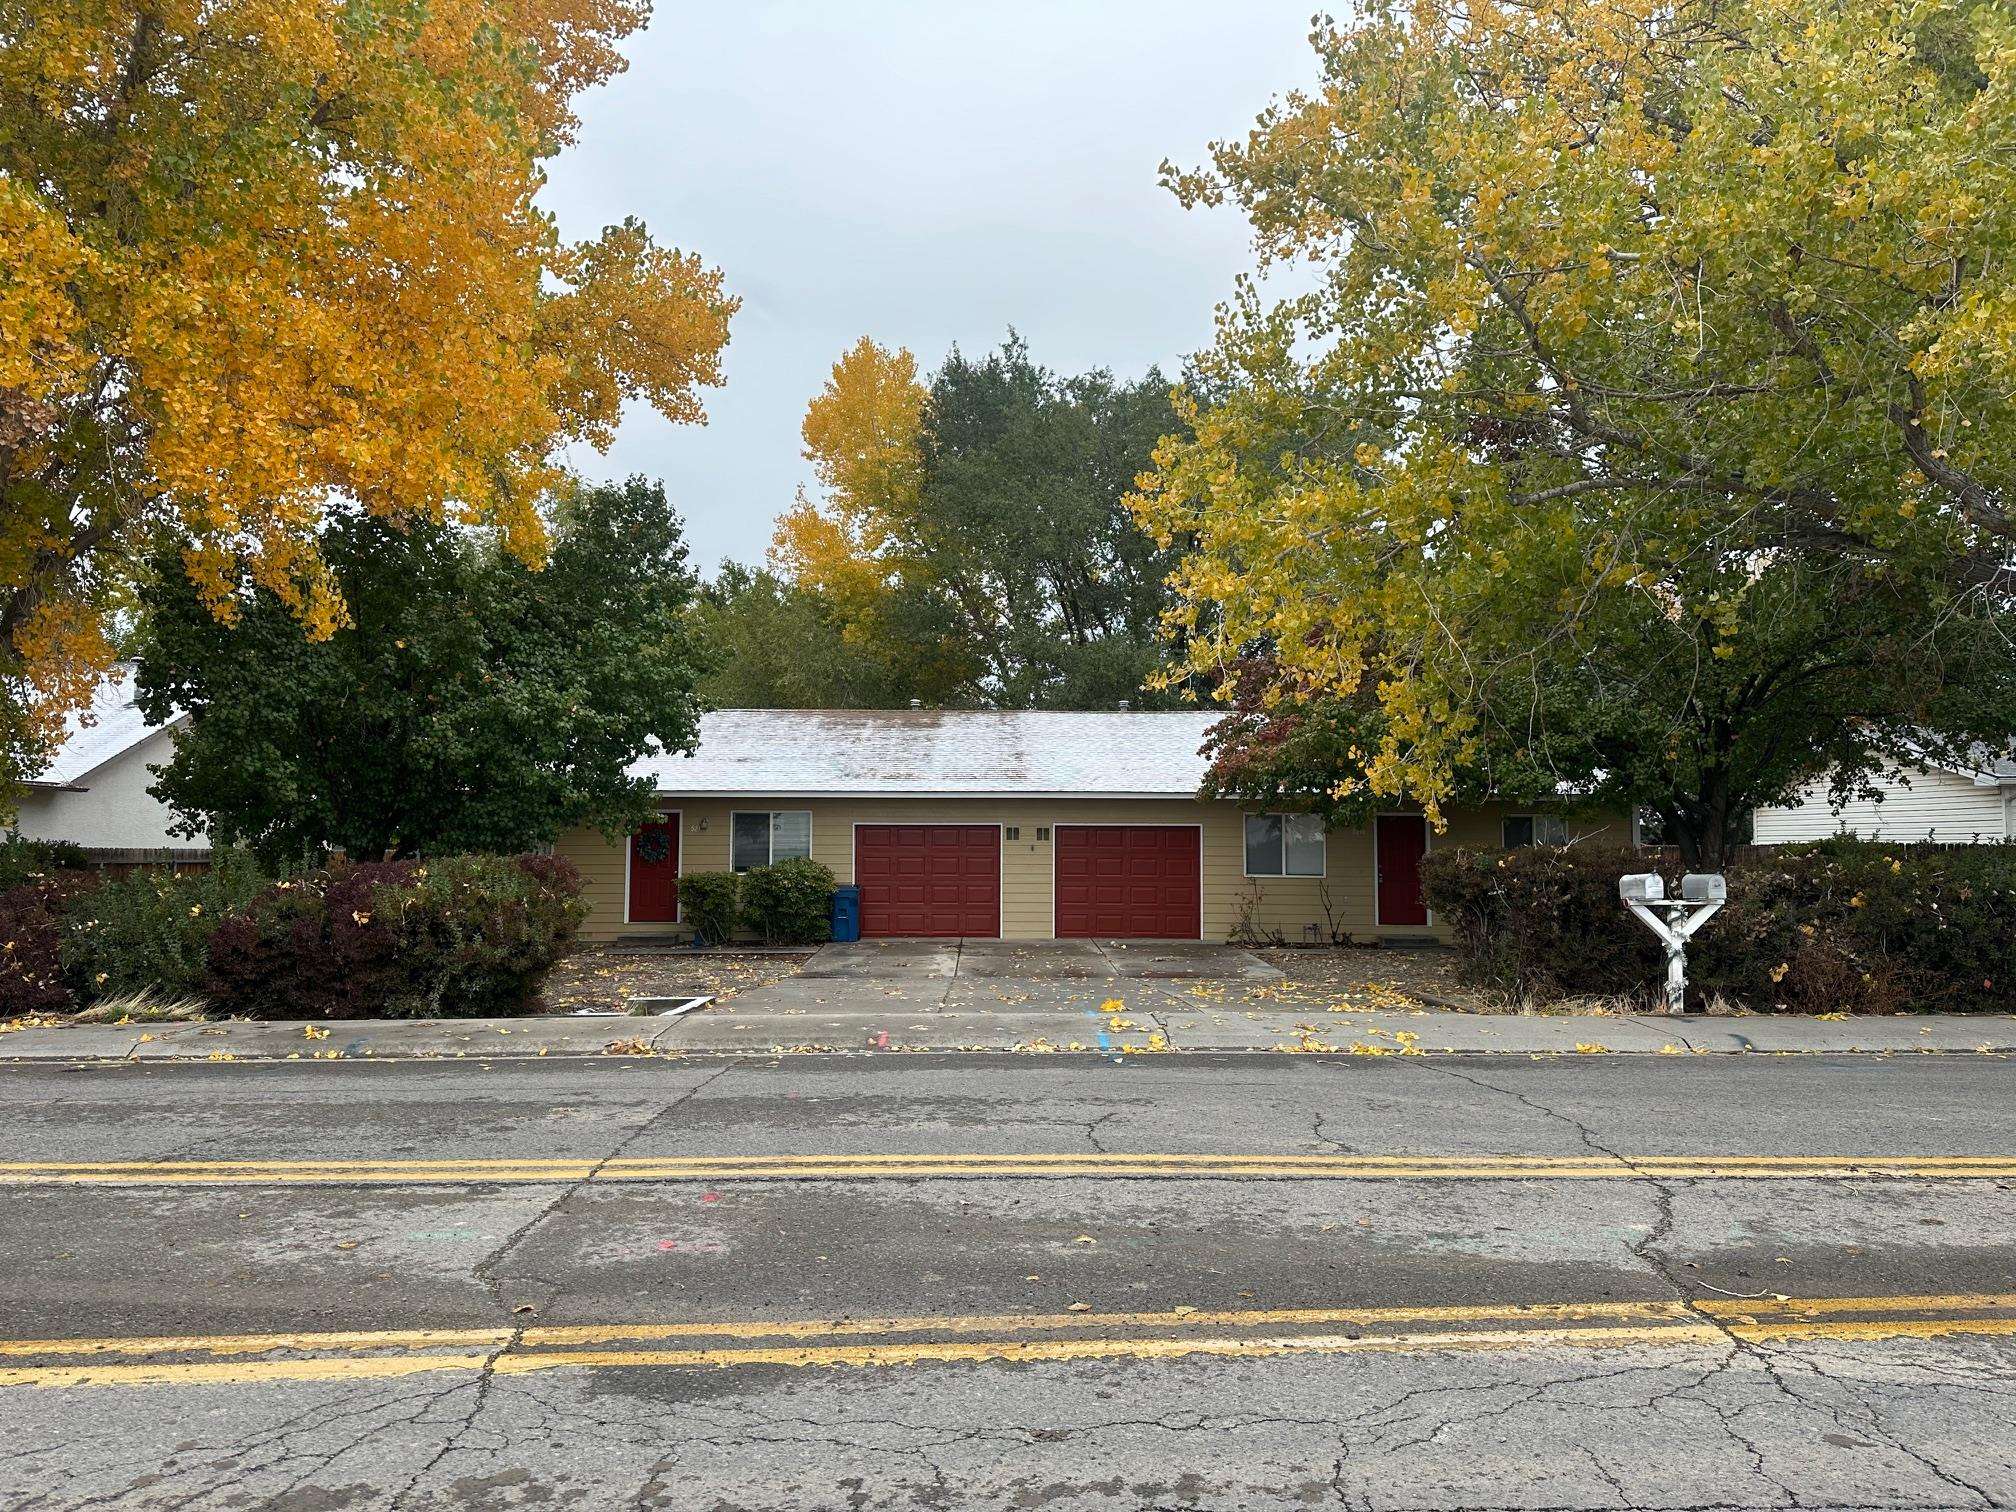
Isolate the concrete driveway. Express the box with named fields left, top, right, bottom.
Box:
left=606, top=941, right=1263, bottom=1055
left=717, top=938, right=1278, bottom=1018
left=636, top=937, right=1294, bottom=1058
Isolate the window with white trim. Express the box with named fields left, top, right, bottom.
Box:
left=1244, top=814, right=1326, bottom=877
left=731, top=810, right=813, bottom=872
left=1502, top=815, right=1569, bottom=848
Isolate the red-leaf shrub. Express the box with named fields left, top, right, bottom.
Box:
left=1691, top=840, right=2016, bottom=1014
left=204, top=854, right=587, bottom=1020
left=0, top=872, right=100, bottom=1017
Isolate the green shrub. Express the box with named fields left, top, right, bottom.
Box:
left=679, top=870, right=740, bottom=945
left=61, top=852, right=268, bottom=1002
left=1423, top=840, right=2016, bottom=1012
left=739, top=857, right=835, bottom=945
left=203, top=854, right=589, bottom=1019
left=0, top=834, right=87, bottom=893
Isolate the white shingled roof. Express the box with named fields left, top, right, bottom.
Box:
left=29, top=669, right=183, bottom=789
left=631, top=709, right=1218, bottom=797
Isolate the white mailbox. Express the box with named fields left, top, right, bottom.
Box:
left=1618, top=873, right=1666, bottom=903
left=1620, top=871, right=1726, bottom=1015
left=1681, top=873, right=1727, bottom=904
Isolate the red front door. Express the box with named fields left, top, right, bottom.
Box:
left=627, top=820, right=680, bottom=923
left=1054, top=826, right=1202, bottom=939
left=854, top=825, right=1000, bottom=938
left=1375, top=815, right=1429, bottom=926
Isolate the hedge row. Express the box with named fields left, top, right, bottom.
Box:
left=1, top=844, right=587, bottom=1020
left=680, top=858, right=837, bottom=946
left=1421, top=839, right=2016, bottom=1013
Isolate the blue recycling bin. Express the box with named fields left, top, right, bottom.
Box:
left=829, top=884, right=861, bottom=943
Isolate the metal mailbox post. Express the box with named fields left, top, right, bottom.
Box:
left=1619, top=872, right=1727, bottom=1016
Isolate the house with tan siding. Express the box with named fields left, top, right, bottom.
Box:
left=555, top=709, right=1626, bottom=944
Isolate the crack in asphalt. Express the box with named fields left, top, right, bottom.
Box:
left=472, top=1061, right=735, bottom=1306
left=535, top=1361, right=2016, bottom=1512
left=27, top=1335, right=2014, bottom=1510
left=1404, top=1056, right=2008, bottom=1509
left=381, top=1061, right=738, bottom=1510
left=1079, top=1109, right=1120, bottom=1154
left=1311, top=1109, right=1354, bottom=1154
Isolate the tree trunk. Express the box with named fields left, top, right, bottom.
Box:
left=1664, top=775, right=1737, bottom=872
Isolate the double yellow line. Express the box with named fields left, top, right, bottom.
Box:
left=4, top=1153, right=2016, bottom=1186
left=3, top=1292, right=2012, bottom=1390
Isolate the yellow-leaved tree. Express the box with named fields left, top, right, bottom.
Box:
left=0, top=0, right=735, bottom=800
left=769, top=335, right=979, bottom=700
left=773, top=335, right=930, bottom=633
left=1134, top=0, right=2016, bottom=866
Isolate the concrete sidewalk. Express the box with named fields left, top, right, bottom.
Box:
left=3, top=1006, right=2013, bottom=1061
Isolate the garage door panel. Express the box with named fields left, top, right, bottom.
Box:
left=1054, top=826, right=1202, bottom=939
left=855, top=825, right=1000, bottom=938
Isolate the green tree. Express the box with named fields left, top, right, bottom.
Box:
left=775, top=335, right=1186, bottom=709
left=922, top=338, right=1186, bottom=707
left=135, top=478, right=707, bottom=867
left=693, top=562, right=944, bottom=709
left=1134, top=0, right=2016, bottom=865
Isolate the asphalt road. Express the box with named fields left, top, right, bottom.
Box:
left=3, top=1052, right=2015, bottom=1510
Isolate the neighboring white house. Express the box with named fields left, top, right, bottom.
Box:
left=1753, top=748, right=2016, bottom=845
left=9, top=670, right=208, bottom=863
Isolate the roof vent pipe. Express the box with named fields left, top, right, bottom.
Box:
left=909, top=698, right=923, bottom=710
left=1117, top=699, right=1130, bottom=711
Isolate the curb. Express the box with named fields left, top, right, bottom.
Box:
left=10, top=1042, right=2015, bottom=1066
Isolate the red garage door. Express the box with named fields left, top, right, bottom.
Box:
left=1055, top=826, right=1202, bottom=940
left=854, top=825, right=1000, bottom=938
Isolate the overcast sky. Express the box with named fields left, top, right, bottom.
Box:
left=539, top=1, right=1321, bottom=573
